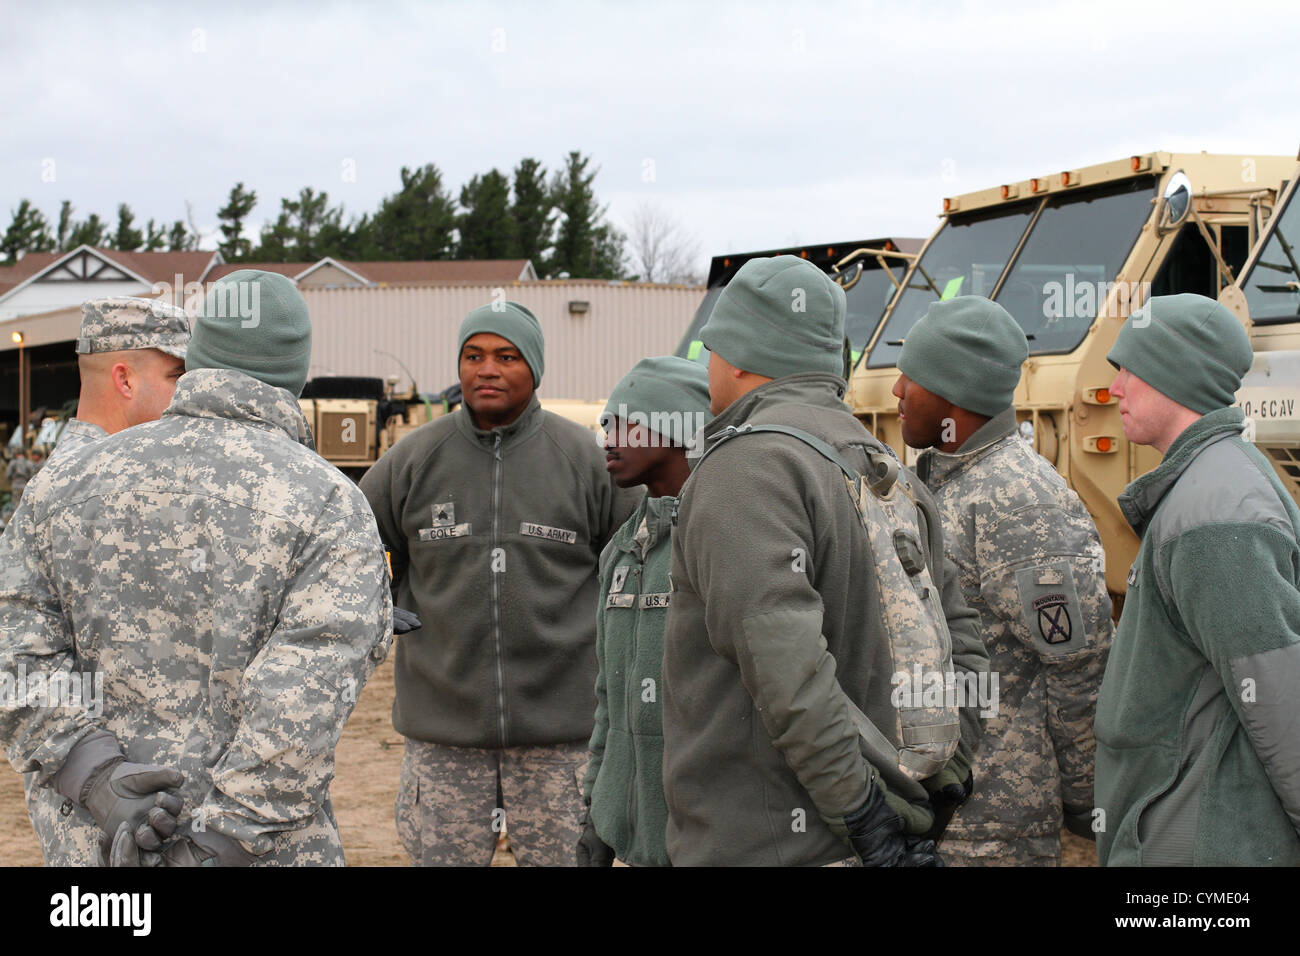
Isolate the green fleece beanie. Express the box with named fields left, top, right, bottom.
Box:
left=898, top=296, right=1028, bottom=418
left=187, top=270, right=312, bottom=397
left=458, top=301, right=545, bottom=387
left=603, top=356, right=711, bottom=446
left=1107, top=293, right=1251, bottom=414
left=700, top=255, right=846, bottom=379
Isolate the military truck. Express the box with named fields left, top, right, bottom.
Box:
left=300, top=376, right=447, bottom=480
left=1221, top=155, right=1300, bottom=497
left=847, top=151, right=1295, bottom=599
left=675, top=238, right=923, bottom=368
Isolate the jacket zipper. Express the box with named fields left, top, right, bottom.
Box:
left=491, top=433, right=507, bottom=748
left=626, top=553, right=646, bottom=845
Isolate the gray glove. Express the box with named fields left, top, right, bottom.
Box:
left=108, top=822, right=257, bottom=867
left=393, top=607, right=422, bottom=634
left=55, top=731, right=183, bottom=852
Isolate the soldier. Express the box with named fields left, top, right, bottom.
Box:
left=661, top=256, right=989, bottom=867
left=0, top=269, right=392, bottom=866
left=361, top=301, right=638, bottom=867
left=892, top=295, right=1113, bottom=867
left=1096, top=293, right=1300, bottom=865
left=49, top=296, right=191, bottom=463
left=7, top=297, right=192, bottom=865
left=578, top=356, right=711, bottom=867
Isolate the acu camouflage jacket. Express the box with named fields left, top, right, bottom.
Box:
left=916, top=407, right=1112, bottom=845
left=0, top=368, right=392, bottom=866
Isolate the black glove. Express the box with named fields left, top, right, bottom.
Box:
left=108, top=822, right=257, bottom=867
left=575, top=810, right=614, bottom=866
left=842, top=785, right=908, bottom=867
left=392, top=607, right=422, bottom=634
left=900, top=835, right=946, bottom=867
left=924, top=772, right=974, bottom=842
left=1063, top=803, right=1096, bottom=841
left=55, top=731, right=183, bottom=853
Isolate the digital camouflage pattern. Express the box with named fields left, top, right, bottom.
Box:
left=396, top=739, right=587, bottom=866
left=940, top=836, right=1058, bottom=868
left=0, top=367, right=392, bottom=866
left=915, top=407, right=1112, bottom=862
left=46, top=419, right=108, bottom=464
left=75, top=296, right=190, bottom=359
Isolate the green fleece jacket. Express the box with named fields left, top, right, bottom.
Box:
left=662, top=372, right=988, bottom=867
left=361, top=396, right=639, bottom=748
left=584, top=494, right=675, bottom=866
left=1096, top=407, right=1300, bottom=866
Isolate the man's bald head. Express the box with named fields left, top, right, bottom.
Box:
left=77, top=347, right=187, bottom=433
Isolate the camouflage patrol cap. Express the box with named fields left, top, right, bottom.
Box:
left=76, top=297, right=190, bottom=360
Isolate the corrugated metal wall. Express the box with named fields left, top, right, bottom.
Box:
left=301, top=281, right=705, bottom=401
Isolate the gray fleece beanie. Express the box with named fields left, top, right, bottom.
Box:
left=187, top=270, right=312, bottom=397
left=898, top=296, right=1028, bottom=417
left=458, top=301, right=545, bottom=387
left=700, top=255, right=846, bottom=379
left=604, top=356, right=711, bottom=446
left=1107, top=293, right=1251, bottom=414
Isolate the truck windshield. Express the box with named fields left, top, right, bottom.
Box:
left=1242, top=181, right=1300, bottom=324
left=840, top=257, right=910, bottom=366
left=994, top=175, right=1156, bottom=354
left=866, top=203, right=1036, bottom=368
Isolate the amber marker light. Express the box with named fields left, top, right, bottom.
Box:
left=1096, top=436, right=1113, bottom=452
left=1096, top=388, right=1111, bottom=404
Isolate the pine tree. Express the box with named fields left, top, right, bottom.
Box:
left=167, top=220, right=193, bottom=251
left=66, top=213, right=108, bottom=249
left=254, top=187, right=345, bottom=261
left=457, top=169, right=517, bottom=259
left=547, top=151, right=626, bottom=279
left=216, top=182, right=258, bottom=262
left=1, top=200, right=55, bottom=263
left=112, top=203, right=144, bottom=251
left=55, top=201, right=74, bottom=252
left=143, top=219, right=167, bottom=251
left=368, top=164, right=457, bottom=260
left=509, top=158, right=554, bottom=265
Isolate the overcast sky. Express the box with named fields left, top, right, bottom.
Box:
left=3, top=0, right=1297, bottom=274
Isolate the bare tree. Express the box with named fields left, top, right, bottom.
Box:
left=626, top=201, right=704, bottom=285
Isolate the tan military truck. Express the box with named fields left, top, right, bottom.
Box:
left=1223, top=156, right=1300, bottom=497
left=848, top=151, right=1295, bottom=600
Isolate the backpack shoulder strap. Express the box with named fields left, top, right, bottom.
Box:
left=698, top=423, right=900, bottom=495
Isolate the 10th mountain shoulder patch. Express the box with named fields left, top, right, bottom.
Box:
left=1033, top=593, right=1072, bottom=644
left=1015, top=559, right=1084, bottom=656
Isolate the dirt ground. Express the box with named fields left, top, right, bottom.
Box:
left=1, top=655, right=1093, bottom=867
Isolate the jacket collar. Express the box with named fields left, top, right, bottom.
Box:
left=613, top=494, right=676, bottom=562
left=163, top=368, right=314, bottom=449
left=454, top=393, right=545, bottom=450
left=915, top=406, right=1019, bottom=486
left=703, top=372, right=848, bottom=444
left=1117, top=406, right=1245, bottom=535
